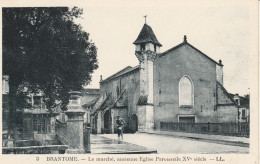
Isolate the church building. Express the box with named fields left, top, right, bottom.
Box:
left=90, top=22, right=239, bottom=134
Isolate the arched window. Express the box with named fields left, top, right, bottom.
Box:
left=179, top=76, right=194, bottom=107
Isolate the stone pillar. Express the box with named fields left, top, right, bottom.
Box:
left=65, top=111, right=86, bottom=154
left=111, top=110, right=114, bottom=133
left=137, top=105, right=154, bottom=131
left=65, top=91, right=86, bottom=154
left=216, top=60, right=224, bottom=85
left=97, top=112, right=102, bottom=134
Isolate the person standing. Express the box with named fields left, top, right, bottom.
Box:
left=115, top=115, right=126, bottom=140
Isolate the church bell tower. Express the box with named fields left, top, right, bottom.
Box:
left=133, top=19, right=162, bottom=131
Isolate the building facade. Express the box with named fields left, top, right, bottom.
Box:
left=81, top=89, right=100, bottom=124
left=2, top=76, right=60, bottom=143
left=230, top=93, right=250, bottom=123
left=90, top=23, right=239, bottom=133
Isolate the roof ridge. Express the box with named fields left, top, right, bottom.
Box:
left=101, top=65, right=140, bottom=84
left=160, top=42, right=221, bottom=66
left=133, top=24, right=162, bottom=46
left=145, top=24, right=152, bottom=43
left=160, top=42, right=186, bottom=56
left=101, top=66, right=132, bottom=82
left=186, top=43, right=220, bottom=66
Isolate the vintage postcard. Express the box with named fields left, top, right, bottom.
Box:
left=0, top=0, right=258, bottom=163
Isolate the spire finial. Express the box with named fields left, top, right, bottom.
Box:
left=219, top=59, right=223, bottom=66
left=183, top=35, right=187, bottom=43
left=144, top=15, right=147, bottom=24
left=100, top=75, right=103, bottom=82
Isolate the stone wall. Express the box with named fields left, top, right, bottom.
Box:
left=216, top=64, right=223, bottom=85
left=215, top=82, right=238, bottom=123
left=34, top=133, right=59, bottom=145
left=216, top=105, right=238, bottom=123
left=100, top=68, right=140, bottom=132
left=153, top=44, right=218, bottom=126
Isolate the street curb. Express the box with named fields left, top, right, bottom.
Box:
left=138, top=131, right=249, bottom=148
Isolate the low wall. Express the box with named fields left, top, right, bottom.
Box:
left=2, top=145, right=68, bottom=154
left=34, top=133, right=59, bottom=145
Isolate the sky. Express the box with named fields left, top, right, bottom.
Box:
left=72, top=0, right=257, bottom=96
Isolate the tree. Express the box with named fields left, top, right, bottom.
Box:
left=3, top=7, right=98, bottom=135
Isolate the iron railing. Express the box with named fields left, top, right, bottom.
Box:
left=160, top=122, right=249, bottom=137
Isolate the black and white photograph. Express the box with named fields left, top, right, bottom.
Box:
left=1, top=0, right=258, bottom=163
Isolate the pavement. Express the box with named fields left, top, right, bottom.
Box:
left=138, top=130, right=249, bottom=147
left=90, top=135, right=157, bottom=154
left=100, top=133, right=249, bottom=154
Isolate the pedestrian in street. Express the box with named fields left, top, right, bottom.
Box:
left=116, top=115, right=126, bottom=140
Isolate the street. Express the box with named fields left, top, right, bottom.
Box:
left=99, top=133, right=249, bottom=154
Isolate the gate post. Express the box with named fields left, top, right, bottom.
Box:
left=84, top=127, right=91, bottom=153
left=65, top=91, right=86, bottom=154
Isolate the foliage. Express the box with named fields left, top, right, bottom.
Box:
left=3, top=7, right=98, bottom=128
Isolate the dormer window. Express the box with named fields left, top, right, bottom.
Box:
left=29, top=94, right=44, bottom=108
left=141, top=43, right=145, bottom=51
left=234, top=97, right=240, bottom=106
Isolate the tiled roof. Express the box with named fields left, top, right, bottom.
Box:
left=92, top=93, right=112, bottom=113
left=133, top=24, right=162, bottom=46
left=100, top=65, right=140, bottom=84
left=82, top=97, right=99, bottom=108
left=217, top=82, right=238, bottom=106
left=229, top=93, right=249, bottom=108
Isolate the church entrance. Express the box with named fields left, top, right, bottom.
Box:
left=130, top=114, right=138, bottom=133
left=104, top=110, right=111, bottom=133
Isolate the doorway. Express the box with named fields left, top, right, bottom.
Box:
left=104, top=110, right=111, bottom=133
left=130, top=114, right=138, bottom=133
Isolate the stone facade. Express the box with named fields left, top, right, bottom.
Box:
left=94, top=66, right=140, bottom=133
left=91, top=23, right=239, bottom=134
left=230, top=93, right=250, bottom=123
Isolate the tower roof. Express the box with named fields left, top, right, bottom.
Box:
left=133, top=24, right=162, bottom=46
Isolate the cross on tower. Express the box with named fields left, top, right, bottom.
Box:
left=144, top=15, right=147, bottom=24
